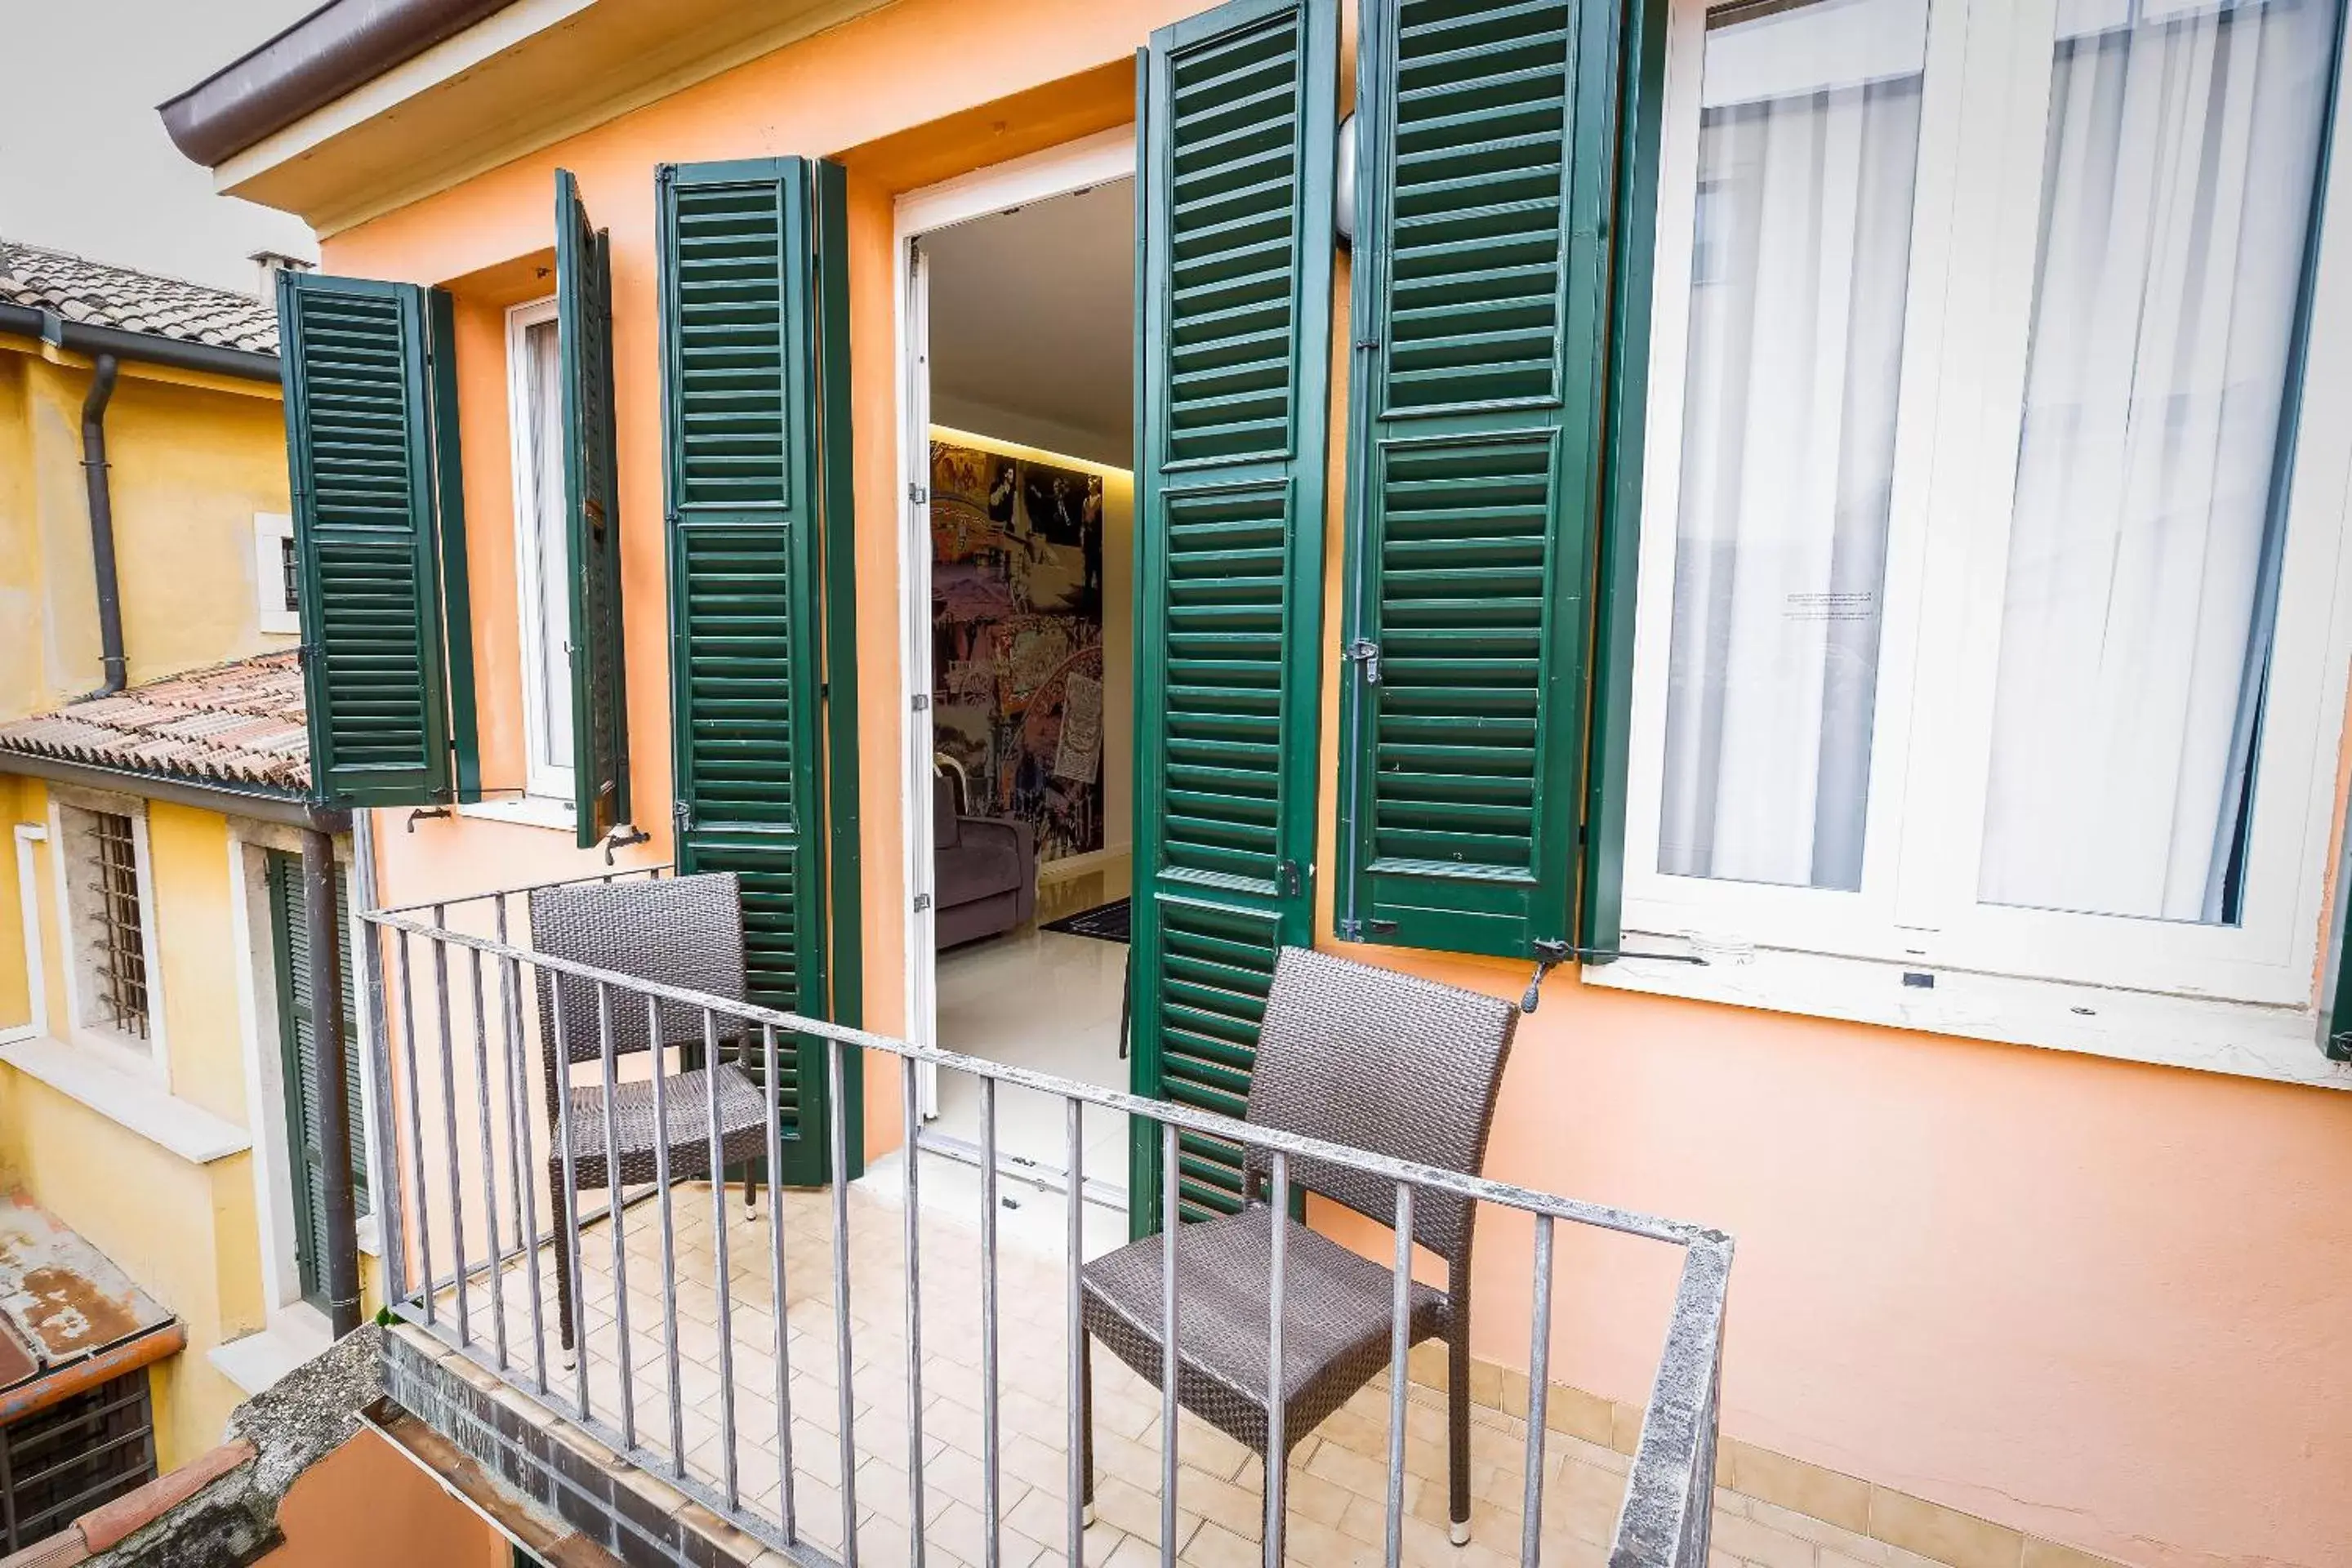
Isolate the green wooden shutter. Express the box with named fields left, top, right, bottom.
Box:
left=265, top=850, right=366, bottom=1309
left=1579, top=0, right=1668, bottom=961
left=1336, top=0, right=1626, bottom=961
left=657, top=156, right=857, bottom=1187
left=278, top=271, right=479, bottom=807
left=1130, top=0, right=1339, bottom=1229
left=558, top=170, right=633, bottom=848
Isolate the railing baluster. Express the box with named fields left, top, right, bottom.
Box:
left=1064, top=1096, right=1085, bottom=1568
left=595, top=982, right=636, bottom=1450
left=1159, top=1119, right=1179, bottom=1568
left=1521, top=1214, right=1554, bottom=1568
left=496, top=898, right=548, bottom=1396
left=648, top=995, right=685, bottom=1477
left=470, top=946, right=509, bottom=1370
left=433, top=906, right=470, bottom=1346
left=901, top=1058, right=928, bottom=1568
left=764, top=1023, right=798, bottom=1543
left=1264, top=1150, right=1287, bottom=1568
left=551, top=968, right=592, bottom=1417
left=705, top=1009, right=742, bottom=1512
left=827, top=1035, right=859, bottom=1568
left=979, top=1078, right=1002, bottom=1568
left=1385, top=1183, right=1414, bottom=1568
left=396, top=930, right=434, bottom=1328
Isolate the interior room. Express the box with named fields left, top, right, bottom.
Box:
left=914, top=177, right=1136, bottom=1207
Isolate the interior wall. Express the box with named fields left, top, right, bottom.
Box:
left=927, top=426, right=1133, bottom=866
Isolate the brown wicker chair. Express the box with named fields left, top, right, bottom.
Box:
left=530, top=873, right=768, bottom=1354
left=1078, top=947, right=1518, bottom=1554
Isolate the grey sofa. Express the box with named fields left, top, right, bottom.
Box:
left=933, top=770, right=1036, bottom=947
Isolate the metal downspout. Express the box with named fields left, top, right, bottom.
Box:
left=79, top=354, right=126, bottom=698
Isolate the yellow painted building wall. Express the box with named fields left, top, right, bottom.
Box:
left=0, top=779, right=386, bottom=1468
left=0, top=338, right=291, bottom=724
left=0, top=320, right=374, bottom=1472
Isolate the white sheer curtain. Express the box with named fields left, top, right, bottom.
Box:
left=525, top=318, right=575, bottom=773
left=1979, top=0, right=2337, bottom=923
left=1659, top=0, right=1931, bottom=889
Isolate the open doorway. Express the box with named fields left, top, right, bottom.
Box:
left=899, top=139, right=1136, bottom=1219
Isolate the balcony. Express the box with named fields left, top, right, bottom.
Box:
left=358, top=871, right=1731, bottom=1568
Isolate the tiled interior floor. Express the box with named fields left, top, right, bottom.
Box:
left=436, top=1161, right=1877, bottom=1568
left=932, top=854, right=1132, bottom=1192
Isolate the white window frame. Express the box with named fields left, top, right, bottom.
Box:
left=1596, top=0, right=2352, bottom=1089
left=506, top=295, right=577, bottom=812
left=253, top=511, right=299, bottom=635
left=44, top=786, right=169, bottom=1081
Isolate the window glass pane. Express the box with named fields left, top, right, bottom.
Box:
left=1979, top=0, right=2339, bottom=923
left=1657, top=0, right=1931, bottom=889
left=523, top=318, right=574, bottom=777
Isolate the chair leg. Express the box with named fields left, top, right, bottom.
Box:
left=1270, top=1441, right=1289, bottom=1566
left=1448, top=1324, right=1472, bottom=1544
left=549, top=1174, right=575, bottom=1356
left=1080, top=1332, right=1097, bottom=1521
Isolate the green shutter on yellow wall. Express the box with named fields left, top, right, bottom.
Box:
left=1129, top=0, right=1339, bottom=1231
left=558, top=170, right=633, bottom=848
left=265, top=849, right=366, bottom=1312
left=1336, top=0, right=1628, bottom=962
left=278, top=271, right=479, bottom=808
left=657, top=156, right=860, bottom=1187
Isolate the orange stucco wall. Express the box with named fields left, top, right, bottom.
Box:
left=318, top=2, right=2352, bottom=1565
left=259, top=1428, right=508, bottom=1568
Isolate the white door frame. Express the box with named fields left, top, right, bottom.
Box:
left=893, top=126, right=1138, bottom=1116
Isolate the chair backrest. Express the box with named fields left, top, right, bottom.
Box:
left=934, top=769, right=963, bottom=850
left=529, top=874, right=748, bottom=1086
left=1241, top=947, right=1517, bottom=1269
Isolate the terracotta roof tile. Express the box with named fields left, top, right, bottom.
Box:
left=0, top=240, right=278, bottom=355
left=0, top=652, right=309, bottom=794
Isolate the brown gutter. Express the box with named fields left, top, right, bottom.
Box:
left=158, top=0, right=514, bottom=169
left=0, top=1323, right=185, bottom=1428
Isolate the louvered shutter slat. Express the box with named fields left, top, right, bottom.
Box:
left=1132, top=0, right=1338, bottom=1230
left=558, top=170, right=634, bottom=847
left=1339, top=0, right=1624, bottom=960
left=659, top=157, right=852, bottom=1187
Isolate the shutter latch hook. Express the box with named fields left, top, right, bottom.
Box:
left=1521, top=939, right=1574, bottom=1013
left=1345, top=639, right=1383, bottom=686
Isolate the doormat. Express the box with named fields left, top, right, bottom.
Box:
left=1040, top=897, right=1129, bottom=945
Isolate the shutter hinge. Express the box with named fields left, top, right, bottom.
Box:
left=1337, top=915, right=1397, bottom=942
left=1345, top=639, right=1383, bottom=685
left=913, top=893, right=933, bottom=913
left=656, top=163, right=676, bottom=188
left=911, top=693, right=931, bottom=712
left=672, top=800, right=695, bottom=832
left=909, top=483, right=929, bottom=506
left=1277, top=859, right=1302, bottom=899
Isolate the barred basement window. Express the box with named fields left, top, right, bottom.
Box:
left=87, top=811, right=149, bottom=1039
left=0, top=1370, right=158, bottom=1552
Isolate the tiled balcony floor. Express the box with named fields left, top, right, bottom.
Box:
left=427, top=1155, right=1868, bottom=1568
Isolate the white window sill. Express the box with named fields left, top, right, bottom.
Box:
left=1584, top=937, right=2352, bottom=1091
left=0, top=1036, right=253, bottom=1161
left=210, top=1307, right=332, bottom=1396
left=458, top=795, right=578, bottom=833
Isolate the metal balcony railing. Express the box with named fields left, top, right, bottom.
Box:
left=358, top=870, right=1732, bottom=1568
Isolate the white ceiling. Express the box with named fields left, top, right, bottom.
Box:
left=922, top=180, right=1134, bottom=469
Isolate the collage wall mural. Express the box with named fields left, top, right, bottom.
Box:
left=930, top=439, right=1107, bottom=864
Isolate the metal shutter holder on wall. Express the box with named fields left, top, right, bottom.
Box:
left=278, top=271, right=479, bottom=808
left=558, top=169, right=634, bottom=848
left=1336, top=0, right=1628, bottom=964
left=1129, top=0, right=1339, bottom=1230
left=657, top=156, right=862, bottom=1187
